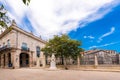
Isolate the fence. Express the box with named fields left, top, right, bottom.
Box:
left=80, top=55, right=120, bottom=65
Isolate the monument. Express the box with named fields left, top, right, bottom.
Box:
left=49, top=54, right=57, bottom=69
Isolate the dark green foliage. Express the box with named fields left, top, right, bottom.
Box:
left=0, top=5, right=10, bottom=29
left=22, top=0, right=30, bottom=5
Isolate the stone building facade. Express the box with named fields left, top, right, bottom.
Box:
left=81, top=49, right=119, bottom=65
left=0, top=21, right=46, bottom=69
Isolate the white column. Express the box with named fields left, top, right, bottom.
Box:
left=94, top=55, right=98, bottom=67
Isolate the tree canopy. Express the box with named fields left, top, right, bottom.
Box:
left=0, top=5, right=10, bottom=29
left=22, top=0, right=30, bottom=5
left=42, top=34, right=83, bottom=60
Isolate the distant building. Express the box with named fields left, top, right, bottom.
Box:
left=81, top=49, right=118, bottom=65
left=0, top=20, right=46, bottom=69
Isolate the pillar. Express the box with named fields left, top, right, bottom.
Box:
left=11, top=50, right=20, bottom=69
left=119, top=54, right=120, bottom=64
left=41, top=52, right=46, bottom=68
left=3, top=54, right=5, bottom=68
left=77, top=55, right=80, bottom=68
left=29, top=52, right=33, bottom=67
left=94, top=55, right=98, bottom=68
left=5, top=53, right=8, bottom=68
left=0, top=54, right=3, bottom=68
left=0, top=54, right=2, bottom=68
left=36, top=57, right=40, bottom=67
left=0, top=53, right=1, bottom=68
left=42, top=55, right=46, bottom=68
left=1, top=54, right=4, bottom=68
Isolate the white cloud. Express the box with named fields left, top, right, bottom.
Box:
left=88, top=36, right=95, bottom=39
left=98, top=27, right=115, bottom=43
left=1, top=0, right=120, bottom=40
left=84, top=36, right=87, bottom=38
left=89, top=42, right=119, bottom=49
left=84, top=35, right=95, bottom=39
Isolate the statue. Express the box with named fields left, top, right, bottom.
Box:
left=49, top=54, right=57, bottom=69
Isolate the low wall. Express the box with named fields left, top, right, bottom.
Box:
left=45, top=65, right=120, bottom=70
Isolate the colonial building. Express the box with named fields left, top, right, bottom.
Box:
left=81, top=49, right=118, bottom=65
left=0, top=21, right=46, bottom=69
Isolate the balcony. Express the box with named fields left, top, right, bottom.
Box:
left=21, top=46, right=30, bottom=52
left=0, top=45, right=11, bottom=52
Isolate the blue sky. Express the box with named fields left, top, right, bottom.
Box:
left=0, top=0, right=120, bottom=52
left=69, top=4, right=120, bottom=52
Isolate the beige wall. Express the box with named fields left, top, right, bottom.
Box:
left=0, top=26, right=46, bottom=68
left=0, top=30, right=16, bottom=48
left=17, top=31, right=45, bottom=58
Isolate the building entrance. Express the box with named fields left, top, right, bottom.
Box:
left=20, top=53, right=29, bottom=67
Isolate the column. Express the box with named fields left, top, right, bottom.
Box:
left=29, top=52, right=33, bottom=67
left=94, top=54, right=98, bottom=68
left=42, top=55, right=46, bottom=68
left=3, top=54, right=5, bottom=68
left=77, top=55, right=80, bottom=68
left=119, top=54, right=120, bottom=64
left=41, top=52, right=46, bottom=68
left=0, top=54, right=4, bottom=68
left=15, top=50, right=20, bottom=68
left=1, top=54, right=5, bottom=68
left=0, top=53, right=1, bottom=68
left=5, top=53, right=8, bottom=68
left=11, top=50, right=20, bottom=69
left=11, top=51, right=15, bottom=69
left=36, top=57, right=40, bottom=67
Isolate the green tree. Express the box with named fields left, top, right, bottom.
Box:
left=42, top=34, right=83, bottom=69
left=22, top=0, right=30, bottom=5
left=0, top=5, right=10, bottom=29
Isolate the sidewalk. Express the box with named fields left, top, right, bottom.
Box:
left=77, top=68, right=120, bottom=72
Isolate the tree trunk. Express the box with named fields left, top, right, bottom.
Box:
left=61, top=55, right=64, bottom=65
left=63, top=57, right=68, bottom=70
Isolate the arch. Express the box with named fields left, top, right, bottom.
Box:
left=19, top=53, right=29, bottom=67
left=0, top=54, right=1, bottom=67
left=3, top=54, right=5, bottom=67
left=8, top=53, right=12, bottom=67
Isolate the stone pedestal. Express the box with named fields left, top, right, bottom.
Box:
left=49, top=54, right=57, bottom=70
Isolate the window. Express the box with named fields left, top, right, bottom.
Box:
left=3, top=42, right=5, bottom=47
left=36, top=46, right=40, bottom=57
left=7, top=39, right=10, bottom=47
left=21, top=42, right=28, bottom=50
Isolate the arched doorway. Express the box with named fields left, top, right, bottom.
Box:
left=8, top=53, right=12, bottom=67
left=20, top=53, right=29, bottom=67
left=3, top=54, right=5, bottom=67
left=0, top=54, right=1, bottom=67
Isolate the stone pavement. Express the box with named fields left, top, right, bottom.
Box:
left=0, top=68, right=120, bottom=80
left=79, top=69, right=120, bottom=72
